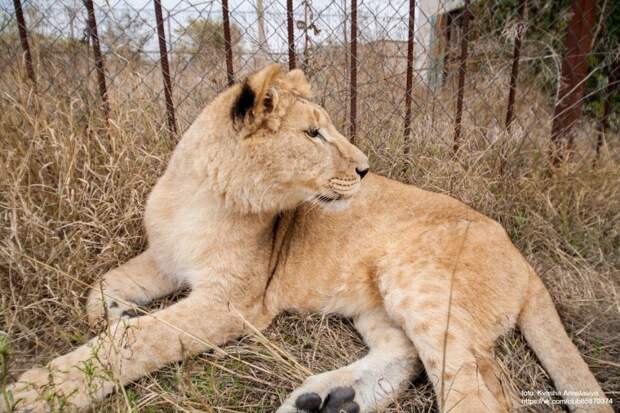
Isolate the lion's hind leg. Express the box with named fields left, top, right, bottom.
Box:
left=380, top=264, right=510, bottom=413
left=87, top=250, right=181, bottom=327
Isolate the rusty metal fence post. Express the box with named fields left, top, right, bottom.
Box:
left=286, top=0, right=297, bottom=70
left=222, top=0, right=234, bottom=85
left=453, top=0, right=471, bottom=153
left=595, top=59, right=620, bottom=161
left=403, top=0, right=416, bottom=155
left=154, top=0, right=178, bottom=136
left=505, top=0, right=526, bottom=130
left=13, top=0, right=36, bottom=85
left=349, top=0, right=358, bottom=144
left=550, top=0, right=597, bottom=165
left=84, top=0, right=110, bottom=122
left=442, top=13, right=453, bottom=86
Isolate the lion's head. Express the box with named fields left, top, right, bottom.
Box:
left=182, top=64, right=369, bottom=214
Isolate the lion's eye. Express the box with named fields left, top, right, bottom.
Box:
left=305, top=128, right=322, bottom=139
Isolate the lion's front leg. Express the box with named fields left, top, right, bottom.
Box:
left=86, top=250, right=181, bottom=327
left=6, top=288, right=270, bottom=413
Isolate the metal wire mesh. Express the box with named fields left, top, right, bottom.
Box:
left=2, top=0, right=618, bottom=160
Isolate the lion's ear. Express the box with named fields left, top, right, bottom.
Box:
left=232, top=64, right=281, bottom=123
left=285, top=69, right=312, bottom=97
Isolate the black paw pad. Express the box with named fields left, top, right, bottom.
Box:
left=295, top=392, right=322, bottom=411
left=339, top=401, right=360, bottom=413
left=294, top=387, right=358, bottom=413
left=120, top=309, right=140, bottom=318
left=322, top=387, right=357, bottom=413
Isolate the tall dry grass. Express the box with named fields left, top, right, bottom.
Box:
left=1, top=53, right=619, bottom=413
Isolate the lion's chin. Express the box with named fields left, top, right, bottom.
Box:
left=318, top=197, right=352, bottom=212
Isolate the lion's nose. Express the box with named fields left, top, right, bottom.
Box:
left=356, top=167, right=369, bottom=179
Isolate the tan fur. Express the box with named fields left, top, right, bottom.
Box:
left=5, top=64, right=611, bottom=413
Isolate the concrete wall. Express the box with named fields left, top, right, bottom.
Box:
left=415, top=0, right=465, bottom=87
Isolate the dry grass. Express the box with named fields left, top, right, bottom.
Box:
left=1, top=59, right=619, bottom=413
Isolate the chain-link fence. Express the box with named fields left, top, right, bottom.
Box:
left=2, top=0, right=619, bottom=164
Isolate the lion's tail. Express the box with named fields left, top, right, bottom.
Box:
left=517, top=273, right=612, bottom=412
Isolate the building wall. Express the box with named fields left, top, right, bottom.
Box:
left=415, top=0, right=465, bottom=87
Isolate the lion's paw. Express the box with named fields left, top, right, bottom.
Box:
left=104, top=298, right=141, bottom=321
left=5, top=358, right=113, bottom=413
left=280, top=386, right=359, bottom=413
left=297, top=387, right=359, bottom=413
left=278, top=365, right=390, bottom=413
left=3, top=384, right=50, bottom=413
left=87, top=293, right=141, bottom=327
left=2, top=368, right=57, bottom=413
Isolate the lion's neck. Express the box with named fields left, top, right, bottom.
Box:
left=145, top=169, right=279, bottom=288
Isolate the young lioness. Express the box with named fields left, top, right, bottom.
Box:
left=5, top=65, right=611, bottom=413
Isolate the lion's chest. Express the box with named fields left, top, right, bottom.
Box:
left=145, top=188, right=273, bottom=290
left=265, top=215, right=384, bottom=316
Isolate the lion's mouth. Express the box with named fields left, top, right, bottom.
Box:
left=316, top=194, right=341, bottom=203
left=315, top=193, right=352, bottom=204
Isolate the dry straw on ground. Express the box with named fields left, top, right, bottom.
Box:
left=0, top=59, right=619, bottom=413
